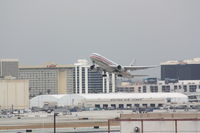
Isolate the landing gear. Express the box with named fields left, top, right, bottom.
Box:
left=102, top=71, right=107, bottom=77
left=102, top=74, right=107, bottom=77
left=90, top=65, right=95, bottom=70
left=118, top=74, right=122, bottom=77
left=90, top=61, right=96, bottom=70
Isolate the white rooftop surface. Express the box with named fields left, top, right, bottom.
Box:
left=161, top=58, right=200, bottom=65
left=78, top=93, right=187, bottom=99
left=30, top=93, right=188, bottom=108
left=35, top=93, right=187, bottom=100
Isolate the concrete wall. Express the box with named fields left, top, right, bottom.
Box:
left=121, top=120, right=200, bottom=133
left=0, top=80, right=29, bottom=110
left=120, top=113, right=200, bottom=133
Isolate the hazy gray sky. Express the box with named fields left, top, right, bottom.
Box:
left=0, top=0, right=200, bottom=77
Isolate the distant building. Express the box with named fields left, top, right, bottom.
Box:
left=118, top=79, right=200, bottom=102
left=19, top=60, right=116, bottom=98
left=0, top=79, right=29, bottom=110
left=19, top=63, right=74, bottom=98
left=116, top=82, right=135, bottom=92
left=0, top=59, right=19, bottom=78
left=161, top=58, right=200, bottom=80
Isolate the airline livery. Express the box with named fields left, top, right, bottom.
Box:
left=89, top=53, right=156, bottom=78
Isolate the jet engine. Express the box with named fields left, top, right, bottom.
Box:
left=90, top=65, right=95, bottom=70
left=117, top=65, right=124, bottom=71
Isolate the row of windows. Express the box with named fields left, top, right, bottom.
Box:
left=20, top=73, right=57, bottom=75
left=20, top=73, right=55, bottom=76
left=94, top=103, right=163, bottom=109
left=30, top=82, right=56, bottom=84
left=30, top=89, right=57, bottom=95
left=122, top=85, right=200, bottom=93
left=29, top=81, right=57, bottom=84
left=116, top=87, right=134, bottom=92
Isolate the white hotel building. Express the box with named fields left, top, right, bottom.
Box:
left=74, top=59, right=116, bottom=94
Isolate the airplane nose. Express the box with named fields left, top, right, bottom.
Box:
left=89, top=54, right=93, bottom=58
left=90, top=53, right=96, bottom=58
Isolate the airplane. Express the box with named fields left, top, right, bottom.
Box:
left=89, top=53, right=157, bottom=78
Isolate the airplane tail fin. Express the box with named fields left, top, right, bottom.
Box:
left=129, top=58, right=136, bottom=66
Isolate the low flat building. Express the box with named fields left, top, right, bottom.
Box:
left=30, top=93, right=188, bottom=109
left=0, top=79, right=29, bottom=110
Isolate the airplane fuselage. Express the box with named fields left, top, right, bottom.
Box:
left=89, top=53, right=155, bottom=78
left=90, top=53, right=117, bottom=73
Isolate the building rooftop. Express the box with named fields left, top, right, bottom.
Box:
left=161, top=58, right=200, bottom=65
left=79, top=93, right=188, bottom=100
left=35, top=93, right=188, bottom=100
left=19, top=63, right=74, bottom=69
left=0, top=59, right=19, bottom=62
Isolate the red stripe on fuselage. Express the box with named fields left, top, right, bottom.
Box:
left=90, top=55, right=115, bottom=66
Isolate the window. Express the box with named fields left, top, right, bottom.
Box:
left=134, top=104, right=139, bottom=107
left=142, top=104, right=147, bottom=107
left=179, top=85, right=182, bottom=89
left=150, top=86, right=158, bottom=92
left=183, top=85, right=187, bottom=92
left=174, top=85, right=177, bottom=90
left=150, top=104, right=155, bottom=108
left=166, top=98, right=171, bottom=103
left=138, top=87, right=141, bottom=93
left=95, top=104, right=100, bottom=108
left=189, top=85, right=197, bottom=92
left=143, top=86, right=147, bottom=93
left=127, top=104, right=132, bottom=108
left=103, top=104, right=108, bottom=109
left=162, top=85, right=170, bottom=92
left=119, top=104, right=124, bottom=109
left=158, top=104, right=163, bottom=107
left=111, top=104, right=116, bottom=109
left=188, top=96, right=197, bottom=99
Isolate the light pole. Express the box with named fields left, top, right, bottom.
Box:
left=54, top=112, right=59, bottom=133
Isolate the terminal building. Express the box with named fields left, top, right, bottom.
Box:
left=30, top=93, right=188, bottom=109
left=161, top=58, right=200, bottom=80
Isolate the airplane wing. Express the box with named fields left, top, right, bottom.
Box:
left=120, top=72, right=148, bottom=78
left=132, top=74, right=149, bottom=77
left=124, top=65, right=158, bottom=71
